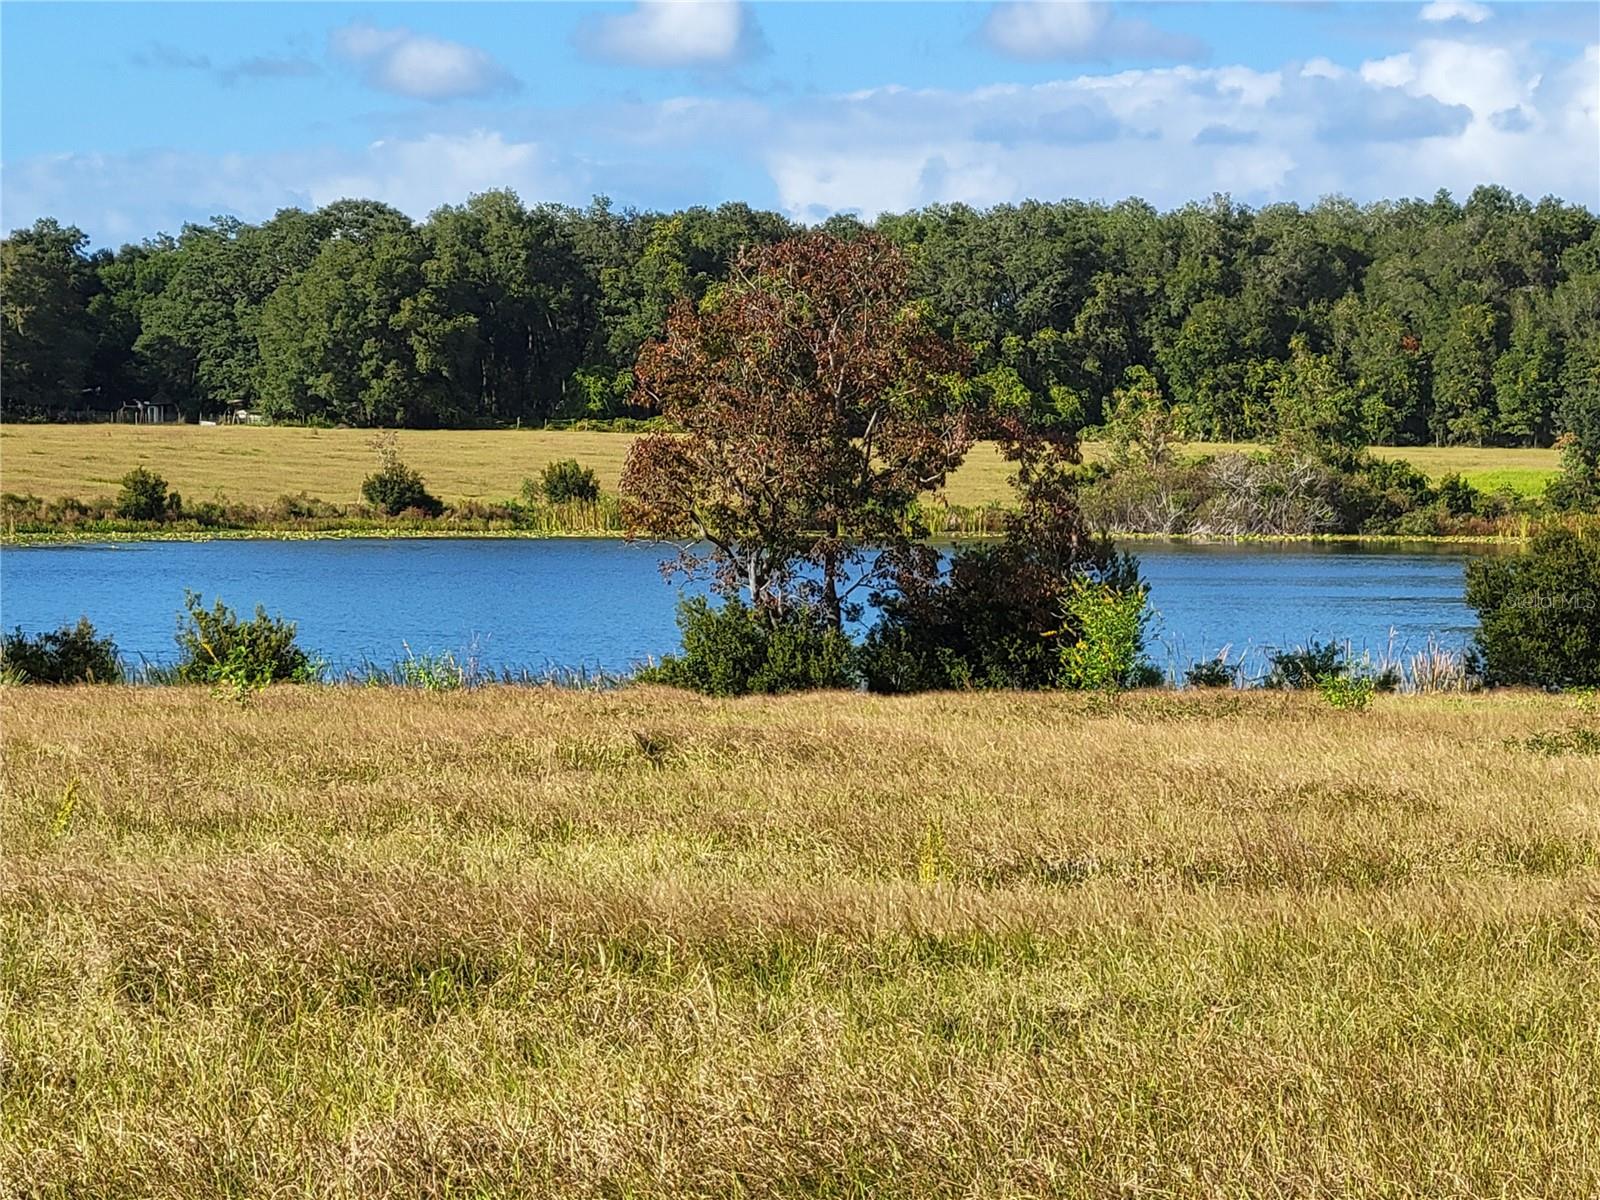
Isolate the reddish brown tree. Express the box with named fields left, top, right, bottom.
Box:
left=621, top=233, right=974, bottom=628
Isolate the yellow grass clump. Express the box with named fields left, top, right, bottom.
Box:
left=2, top=685, right=1598, bottom=1197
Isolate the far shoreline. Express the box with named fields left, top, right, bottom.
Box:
left=0, top=527, right=1531, bottom=550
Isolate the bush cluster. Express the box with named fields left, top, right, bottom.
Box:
left=114, top=467, right=181, bottom=522
left=1184, top=654, right=1243, bottom=689
left=861, top=527, right=1152, bottom=694
left=1058, top=577, right=1157, bottom=690
left=1467, top=526, right=1600, bottom=688
left=1081, top=451, right=1519, bottom=538
left=1264, top=640, right=1399, bottom=693
left=1316, top=673, right=1377, bottom=712
left=361, top=459, right=443, bottom=517
left=646, top=528, right=1160, bottom=699
left=1, top=618, right=123, bottom=684
left=174, top=593, right=321, bottom=686
left=636, top=597, right=857, bottom=696
left=534, top=459, right=601, bottom=505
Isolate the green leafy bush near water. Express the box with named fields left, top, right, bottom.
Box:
left=361, top=458, right=444, bottom=517
left=1057, top=579, right=1160, bottom=691
left=534, top=459, right=601, bottom=504
left=115, top=467, right=180, bottom=522
left=1467, top=526, right=1600, bottom=688
left=636, top=597, right=858, bottom=697
left=173, top=593, right=322, bottom=687
left=0, top=618, right=123, bottom=684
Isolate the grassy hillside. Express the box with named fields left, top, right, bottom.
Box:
left=0, top=424, right=1563, bottom=510
left=3, top=685, right=1597, bottom=1197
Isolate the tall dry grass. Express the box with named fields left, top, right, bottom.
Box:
left=3, top=686, right=1598, bottom=1197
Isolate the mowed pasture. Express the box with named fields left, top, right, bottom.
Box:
left=3, top=685, right=1598, bottom=1197
left=0, top=424, right=1563, bottom=509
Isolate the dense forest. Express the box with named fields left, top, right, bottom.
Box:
left=3, top=186, right=1597, bottom=447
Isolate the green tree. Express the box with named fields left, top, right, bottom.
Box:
left=1338, top=299, right=1428, bottom=445
left=1105, top=366, right=1184, bottom=467
left=422, top=191, right=595, bottom=422
left=1493, top=310, right=1561, bottom=445
left=1547, top=349, right=1600, bottom=510
left=1268, top=335, right=1363, bottom=461
left=1155, top=297, right=1251, bottom=439
left=115, top=466, right=179, bottom=520
left=258, top=227, right=468, bottom=426
left=135, top=218, right=262, bottom=419
left=88, top=239, right=179, bottom=412
left=537, top=458, right=600, bottom=504
left=7, top=185, right=1593, bottom=444
left=0, top=219, right=97, bottom=412
left=1432, top=304, right=1500, bottom=446
left=1067, top=271, right=1149, bottom=428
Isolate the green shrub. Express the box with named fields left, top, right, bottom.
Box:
left=637, top=596, right=857, bottom=696
left=1466, top=526, right=1600, bottom=688
left=1514, top=727, right=1600, bottom=756
left=861, top=538, right=1139, bottom=693
left=174, top=593, right=322, bottom=686
left=0, top=618, right=123, bottom=684
left=1265, top=641, right=1344, bottom=689
left=1435, top=473, right=1482, bottom=517
left=1545, top=435, right=1600, bottom=512
left=115, top=466, right=180, bottom=521
left=1390, top=505, right=1449, bottom=538
left=269, top=493, right=341, bottom=521
left=360, top=435, right=443, bottom=517
left=536, top=459, right=601, bottom=504
left=1057, top=578, right=1156, bottom=690
left=1316, top=672, right=1376, bottom=711
left=1546, top=383, right=1600, bottom=512
left=361, top=459, right=443, bottom=517
left=1185, top=653, right=1241, bottom=689
left=1261, top=643, right=1400, bottom=693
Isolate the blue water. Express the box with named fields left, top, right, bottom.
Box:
left=0, top=537, right=1504, bottom=675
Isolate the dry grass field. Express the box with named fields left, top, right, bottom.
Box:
left=0, top=424, right=1563, bottom=510
left=3, top=685, right=1598, bottom=1197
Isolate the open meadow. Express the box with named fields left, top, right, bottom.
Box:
left=3, top=685, right=1598, bottom=1197
left=0, top=424, right=1563, bottom=510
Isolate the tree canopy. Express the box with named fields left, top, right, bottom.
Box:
left=4, top=186, right=1597, bottom=450
left=620, top=232, right=972, bottom=626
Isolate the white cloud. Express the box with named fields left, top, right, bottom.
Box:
left=330, top=23, right=516, bottom=101
left=303, top=132, right=565, bottom=215
left=575, top=1, right=761, bottom=68
left=1301, top=58, right=1348, bottom=81
left=1360, top=54, right=1416, bottom=89
left=982, top=1, right=1206, bottom=62
left=1342, top=37, right=1592, bottom=203
left=1419, top=1, right=1492, bottom=24
left=5, top=34, right=1594, bottom=244
left=0, top=132, right=576, bottom=243
left=1392, top=40, right=1527, bottom=114
left=736, top=40, right=1592, bottom=220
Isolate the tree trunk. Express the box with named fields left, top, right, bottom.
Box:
left=821, top=551, right=843, bottom=631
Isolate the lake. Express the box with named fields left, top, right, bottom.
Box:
left=0, top=537, right=1505, bottom=677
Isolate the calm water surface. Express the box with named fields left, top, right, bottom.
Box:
left=0, top=537, right=1505, bottom=675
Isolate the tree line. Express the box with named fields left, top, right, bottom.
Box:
left=3, top=185, right=1597, bottom=447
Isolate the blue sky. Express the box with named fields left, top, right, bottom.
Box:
left=3, top=2, right=1596, bottom=245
